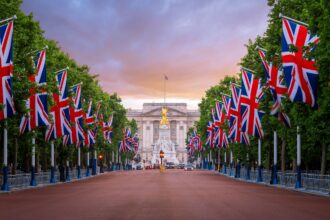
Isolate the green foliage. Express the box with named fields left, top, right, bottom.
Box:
left=191, top=0, right=330, bottom=171
left=0, top=0, right=130, bottom=170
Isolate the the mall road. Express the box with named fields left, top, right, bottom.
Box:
left=0, top=170, right=329, bottom=220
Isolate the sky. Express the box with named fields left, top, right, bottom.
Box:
left=21, top=0, right=270, bottom=109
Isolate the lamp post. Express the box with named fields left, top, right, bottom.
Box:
left=160, top=150, right=164, bottom=172
left=98, top=154, right=104, bottom=173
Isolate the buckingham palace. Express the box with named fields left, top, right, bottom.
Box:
left=126, top=103, right=200, bottom=164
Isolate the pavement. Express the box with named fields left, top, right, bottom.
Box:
left=0, top=170, right=329, bottom=220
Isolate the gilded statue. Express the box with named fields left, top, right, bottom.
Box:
left=160, top=107, right=169, bottom=126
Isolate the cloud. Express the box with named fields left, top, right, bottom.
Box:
left=21, top=0, right=269, bottom=108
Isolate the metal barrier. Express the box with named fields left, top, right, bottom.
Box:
left=219, top=166, right=330, bottom=195
left=0, top=167, right=96, bottom=191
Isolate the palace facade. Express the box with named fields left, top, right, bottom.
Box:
left=126, top=103, right=200, bottom=164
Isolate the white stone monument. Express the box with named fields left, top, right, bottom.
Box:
left=151, top=124, right=179, bottom=165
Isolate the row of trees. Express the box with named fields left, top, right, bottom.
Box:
left=192, top=0, right=330, bottom=174
left=0, top=0, right=136, bottom=174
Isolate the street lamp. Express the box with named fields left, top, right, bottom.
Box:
left=159, top=150, right=165, bottom=172
left=98, top=154, right=104, bottom=173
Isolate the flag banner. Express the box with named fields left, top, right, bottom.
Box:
left=0, top=20, right=15, bottom=120
left=228, top=84, right=250, bottom=145
left=99, top=113, right=107, bottom=140
left=119, top=128, right=139, bottom=153
left=240, top=69, right=264, bottom=138
left=281, top=17, right=319, bottom=108
left=84, top=129, right=96, bottom=146
left=258, top=49, right=291, bottom=127
left=20, top=49, right=49, bottom=134
left=106, top=114, right=113, bottom=143
left=206, top=121, right=214, bottom=147
left=45, top=69, right=70, bottom=141
left=95, top=101, right=101, bottom=122
left=83, top=100, right=95, bottom=147
left=222, top=94, right=231, bottom=122
left=192, top=129, right=202, bottom=151
left=64, top=84, right=84, bottom=146
left=214, top=102, right=229, bottom=148
left=85, top=100, right=95, bottom=125
left=213, top=127, right=220, bottom=147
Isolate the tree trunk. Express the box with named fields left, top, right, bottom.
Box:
left=281, top=138, right=286, bottom=174
left=321, top=141, right=327, bottom=175
left=266, top=144, right=271, bottom=170
left=12, top=137, right=18, bottom=175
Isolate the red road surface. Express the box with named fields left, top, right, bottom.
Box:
left=0, top=170, right=329, bottom=220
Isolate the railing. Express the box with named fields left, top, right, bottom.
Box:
left=0, top=168, right=94, bottom=191
left=219, top=166, right=330, bottom=195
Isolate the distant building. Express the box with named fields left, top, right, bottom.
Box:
left=126, top=103, right=200, bottom=164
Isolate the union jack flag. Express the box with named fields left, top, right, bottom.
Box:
left=99, top=113, right=108, bottom=140
left=20, top=49, right=49, bottom=134
left=83, top=100, right=96, bottom=146
left=206, top=121, right=213, bottom=147
left=240, top=69, right=264, bottom=138
left=191, top=129, right=202, bottom=151
left=228, top=84, right=249, bottom=145
left=84, top=129, right=96, bottom=146
left=45, top=112, right=55, bottom=141
left=259, top=49, right=291, bottom=127
left=95, top=101, right=101, bottom=122
left=281, top=17, right=319, bottom=108
left=45, top=69, right=71, bottom=141
left=85, top=100, right=95, bottom=125
left=0, top=20, right=15, bottom=120
left=119, top=128, right=131, bottom=152
left=118, top=140, right=127, bottom=153
left=222, top=94, right=231, bottom=122
left=212, top=103, right=221, bottom=147
left=64, top=84, right=84, bottom=145
left=213, top=102, right=229, bottom=148
left=211, top=107, right=217, bottom=145
left=106, top=114, right=113, bottom=143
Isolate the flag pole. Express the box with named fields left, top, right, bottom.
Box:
left=0, top=15, right=17, bottom=24
left=246, top=151, right=250, bottom=180
left=55, top=67, right=70, bottom=74
left=295, top=126, right=302, bottom=188
left=70, top=82, right=83, bottom=88
left=257, top=138, right=263, bottom=182
left=224, top=150, right=227, bottom=174
left=66, top=159, right=71, bottom=181
left=77, top=145, right=81, bottom=179
left=217, top=148, right=221, bottom=172
left=25, top=45, right=48, bottom=56
left=273, top=130, right=278, bottom=184
left=86, top=149, right=90, bottom=176
left=50, top=141, right=56, bottom=183
left=241, top=66, right=256, bottom=74
left=279, top=13, right=308, bottom=27
left=30, top=136, right=37, bottom=186
left=92, top=148, right=97, bottom=175
left=230, top=82, right=241, bottom=88
left=1, top=122, right=9, bottom=191
left=230, top=150, right=233, bottom=176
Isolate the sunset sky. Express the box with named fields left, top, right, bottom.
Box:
left=22, top=0, right=270, bottom=109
